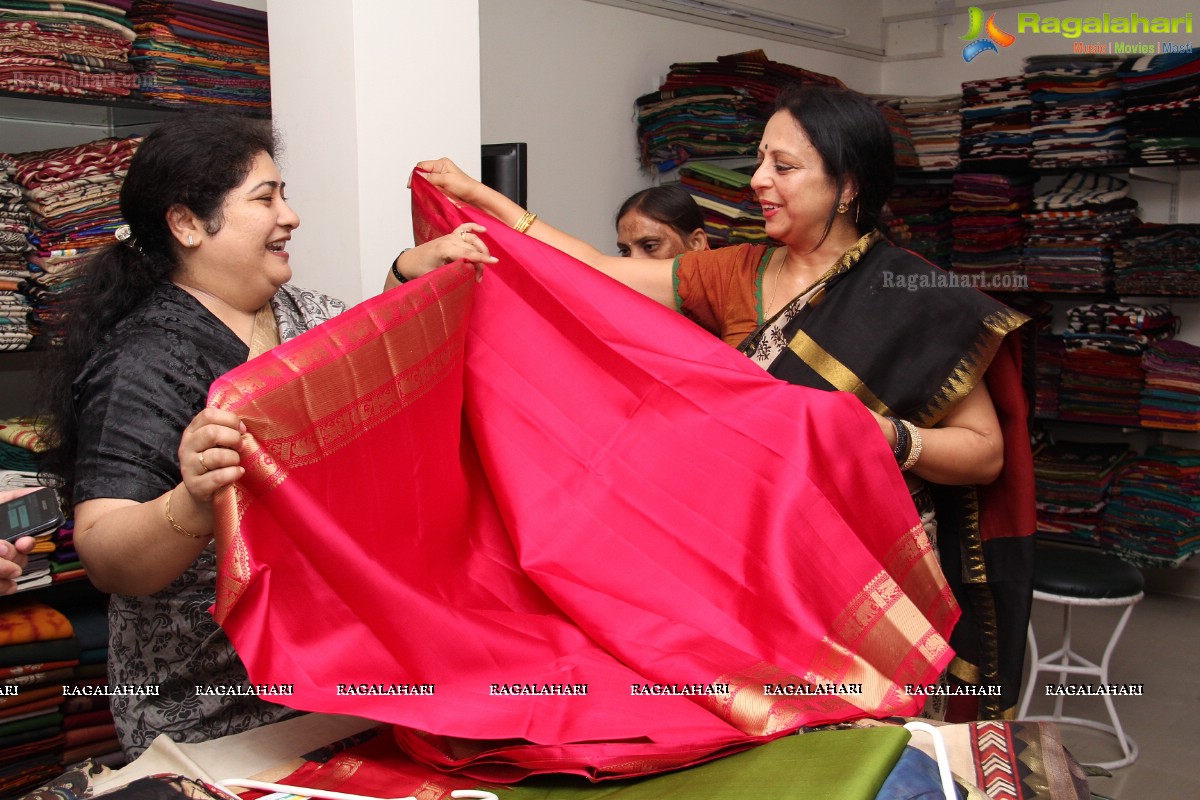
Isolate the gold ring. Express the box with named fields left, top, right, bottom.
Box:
left=459, top=230, right=469, bottom=241
left=198, top=451, right=208, bottom=472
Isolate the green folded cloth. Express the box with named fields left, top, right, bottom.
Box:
left=504, top=726, right=911, bottom=800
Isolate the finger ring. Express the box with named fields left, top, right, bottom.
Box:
left=459, top=230, right=469, bottom=241
left=198, top=451, right=208, bottom=472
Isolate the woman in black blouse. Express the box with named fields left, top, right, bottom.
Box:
left=38, top=112, right=493, bottom=758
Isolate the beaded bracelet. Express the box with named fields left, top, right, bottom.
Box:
left=389, top=248, right=413, bottom=284
left=887, top=416, right=910, bottom=465
left=899, top=420, right=923, bottom=471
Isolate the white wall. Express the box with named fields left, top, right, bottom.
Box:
left=268, top=0, right=481, bottom=305
left=479, top=0, right=882, bottom=255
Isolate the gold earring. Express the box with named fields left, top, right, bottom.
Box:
left=836, top=202, right=849, bottom=214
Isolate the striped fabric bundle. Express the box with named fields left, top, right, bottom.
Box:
left=1024, top=54, right=1126, bottom=168
left=1097, top=446, right=1200, bottom=567
left=1114, top=223, right=1200, bottom=295
left=0, top=154, right=33, bottom=351
left=128, top=0, right=269, bottom=111
left=678, top=161, right=764, bottom=246
left=635, top=49, right=841, bottom=172
left=0, top=0, right=138, bottom=99
left=1118, top=52, right=1200, bottom=165
left=9, top=135, right=142, bottom=344
left=959, top=75, right=1032, bottom=169
left=1034, top=440, right=1133, bottom=548
left=1140, top=339, right=1200, bottom=431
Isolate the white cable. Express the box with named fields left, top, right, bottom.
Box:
left=902, top=721, right=957, bottom=800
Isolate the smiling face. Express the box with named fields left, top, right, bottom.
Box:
left=750, top=110, right=850, bottom=251
left=194, top=151, right=299, bottom=308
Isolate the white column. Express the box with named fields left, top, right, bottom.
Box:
left=267, top=0, right=482, bottom=304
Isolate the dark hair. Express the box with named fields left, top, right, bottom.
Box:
left=615, top=184, right=705, bottom=238
left=772, top=84, right=894, bottom=246
left=38, top=111, right=277, bottom=499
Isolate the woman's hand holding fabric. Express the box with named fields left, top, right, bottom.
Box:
left=394, top=223, right=497, bottom=284
left=179, top=407, right=246, bottom=505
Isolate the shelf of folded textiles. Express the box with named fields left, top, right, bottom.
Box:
left=896, top=161, right=1200, bottom=177
left=0, top=89, right=270, bottom=128
left=1033, top=413, right=1175, bottom=433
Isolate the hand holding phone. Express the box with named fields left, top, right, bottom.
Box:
left=1, top=487, right=65, bottom=542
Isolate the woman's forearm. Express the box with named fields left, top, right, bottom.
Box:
left=75, top=489, right=212, bottom=595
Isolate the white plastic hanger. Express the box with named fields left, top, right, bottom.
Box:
left=902, top=720, right=957, bottom=800
left=217, top=778, right=498, bottom=800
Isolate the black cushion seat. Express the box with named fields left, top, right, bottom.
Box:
left=1033, top=546, right=1145, bottom=600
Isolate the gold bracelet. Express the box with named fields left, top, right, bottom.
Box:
left=513, top=211, right=537, bottom=234
left=899, top=421, right=923, bottom=471
left=164, top=487, right=205, bottom=539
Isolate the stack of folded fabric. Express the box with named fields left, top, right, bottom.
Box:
left=892, top=94, right=962, bottom=170
left=59, top=603, right=121, bottom=769
left=949, top=172, right=1033, bottom=284
left=1097, top=445, right=1200, bottom=567
left=1114, top=223, right=1200, bottom=296
left=1022, top=171, right=1139, bottom=293
left=50, top=520, right=84, bottom=586
left=127, top=0, right=270, bottom=111
left=885, top=178, right=953, bottom=268
left=635, top=50, right=842, bottom=173
left=1056, top=302, right=1177, bottom=425
left=958, top=75, right=1032, bottom=170
left=0, top=417, right=40, bottom=477
left=1034, top=333, right=1066, bottom=417
left=0, top=154, right=33, bottom=351
left=1118, top=52, right=1200, bottom=165
left=0, top=0, right=138, bottom=99
left=1140, top=339, right=1200, bottom=431
left=0, top=601, right=78, bottom=795
left=869, top=97, right=920, bottom=170
left=1034, top=441, right=1133, bottom=547
left=1025, top=54, right=1126, bottom=168
left=9, top=135, right=141, bottom=344
left=678, top=162, right=764, bottom=245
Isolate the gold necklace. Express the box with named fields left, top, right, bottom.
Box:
left=765, top=251, right=785, bottom=316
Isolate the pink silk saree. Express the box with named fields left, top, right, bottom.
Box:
left=208, top=172, right=959, bottom=782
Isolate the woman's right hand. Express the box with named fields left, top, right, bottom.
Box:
left=0, top=488, right=36, bottom=595
left=414, top=157, right=489, bottom=206
left=178, top=407, right=246, bottom=505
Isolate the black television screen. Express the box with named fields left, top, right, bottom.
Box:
left=481, top=142, right=527, bottom=208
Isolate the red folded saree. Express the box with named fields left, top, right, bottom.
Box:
left=209, top=172, right=959, bottom=782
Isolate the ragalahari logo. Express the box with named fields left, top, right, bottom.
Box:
left=961, top=6, right=1016, bottom=61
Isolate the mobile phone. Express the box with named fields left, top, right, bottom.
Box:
left=1, top=487, right=65, bottom=542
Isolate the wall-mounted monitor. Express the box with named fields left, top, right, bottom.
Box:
left=481, top=142, right=527, bottom=208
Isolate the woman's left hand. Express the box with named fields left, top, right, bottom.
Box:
left=388, top=223, right=498, bottom=288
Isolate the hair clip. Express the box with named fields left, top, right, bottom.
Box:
left=115, top=224, right=133, bottom=242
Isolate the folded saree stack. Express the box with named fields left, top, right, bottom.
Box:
left=0, top=0, right=138, bottom=99
left=890, top=94, right=962, bottom=170
left=0, top=154, right=33, bottom=351
left=1118, top=52, right=1200, bottom=165
left=1024, top=54, right=1126, bottom=168
left=1022, top=171, right=1138, bottom=293
left=0, top=600, right=77, bottom=794
left=8, top=134, right=141, bottom=344
left=884, top=177, right=952, bottom=269
left=1056, top=302, right=1177, bottom=426
left=635, top=49, right=841, bottom=172
left=958, top=75, right=1032, bottom=170
left=1114, top=223, right=1200, bottom=295
left=127, top=0, right=269, bottom=111
left=1097, top=445, right=1200, bottom=567
left=949, top=171, right=1031, bottom=284
left=1140, top=339, right=1200, bottom=431
left=677, top=161, right=764, bottom=245
left=1033, top=441, right=1133, bottom=548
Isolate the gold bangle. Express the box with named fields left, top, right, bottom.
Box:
left=899, top=421, right=923, bottom=472
left=513, top=211, right=537, bottom=234
left=164, top=487, right=205, bottom=539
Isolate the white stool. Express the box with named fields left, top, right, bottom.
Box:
left=1018, top=545, right=1143, bottom=770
